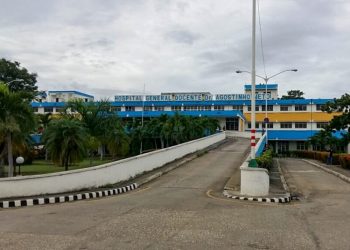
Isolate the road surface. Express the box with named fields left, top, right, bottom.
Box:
left=0, top=141, right=350, bottom=249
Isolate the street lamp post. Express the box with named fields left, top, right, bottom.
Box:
left=236, top=69, right=297, bottom=147
left=16, top=156, right=24, bottom=176
left=250, top=0, right=257, bottom=167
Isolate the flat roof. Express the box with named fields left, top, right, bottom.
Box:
left=48, top=90, right=94, bottom=98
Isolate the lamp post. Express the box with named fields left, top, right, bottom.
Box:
left=15, top=156, right=24, bottom=176
left=236, top=69, right=297, bottom=147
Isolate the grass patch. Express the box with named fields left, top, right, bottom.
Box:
left=3, top=158, right=115, bottom=176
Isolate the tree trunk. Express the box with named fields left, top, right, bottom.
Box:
left=64, top=155, right=69, bottom=171
left=7, top=133, right=14, bottom=177
left=99, top=145, right=104, bottom=160
left=160, top=138, right=164, bottom=149
left=0, top=158, right=4, bottom=177
left=45, top=149, right=48, bottom=161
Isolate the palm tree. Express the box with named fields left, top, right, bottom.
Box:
left=64, top=99, right=127, bottom=160
left=106, top=122, right=130, bottom=159
left=36, top=113, right=52, bottom=160
left=0, top=84, right=35, bottom=177
left=42, top=119, right=87, bottom=170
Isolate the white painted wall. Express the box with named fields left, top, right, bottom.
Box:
left=240, top=162, right=269, bottom=196
left=240, top=134, right=269, bottom=196
left=0, top=132, right=226, bottom=199
left=225, top=131, right=262, bottom=139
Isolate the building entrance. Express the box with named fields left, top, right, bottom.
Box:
left=225, top=117, right=239, bottom=131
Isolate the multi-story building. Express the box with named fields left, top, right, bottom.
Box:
left=31, top=85, right=343, bottom=153
left=33, top=90, right=94, bottom=114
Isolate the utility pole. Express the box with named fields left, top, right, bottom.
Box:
left=249, top=0, right=257, bottom=167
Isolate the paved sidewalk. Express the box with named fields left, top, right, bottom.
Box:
left=303, top=159, right=350, bottom=178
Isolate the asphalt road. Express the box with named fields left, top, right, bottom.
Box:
left=1, top=141, right=350, bottom=250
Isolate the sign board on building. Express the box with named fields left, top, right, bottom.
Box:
left=115, top=93, right=272, bottom=101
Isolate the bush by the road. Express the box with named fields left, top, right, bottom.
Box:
left=256, top=149, right=273, bottom=170
left=294, top=150, right=350, bottom=169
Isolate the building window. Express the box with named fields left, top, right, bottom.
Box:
left=111, top=106, right=122, bottom=112
left=316, top=104, right=325, bottom=111
left=171, top=106, right=181, bottom=111
left=295, top=122, right=307, bottom=129
left=295, top=105, right=307, bottom=111
left=154, top=106, right=164, bottom=111
left=261, top=105, right=273, bottom=111
left=55, top=98, right=59, bottom=102
left=316, top=122, right=328, bottom=129
left=280, top=122, right=292, bottom=129
left=262, top=123, right=273, bottom=129
left=125, top=106, right=135, bottom=111
left=232, top=105, right=243, bottom=112
left=297, top=141, right=308, bottom=150
left=248, top=122, right=259, bottom=129
left=85, top=98, right=88, bottom=102
left=247, top=106, right=259, bottom=111
left=44, top=107, right=53, bottom=113
left=278, top=141, right=289, bottom=153
left=214, top=105, right=224, bottom=111
left=280, top=105, right=290, bottom=111
left=184, top=106, right=195, bottom=111
left=198, top=106, right=211, bottom=111
left=32, top=107, right=38, bottom=113
left=55, top=108, right=65, bottom=113
left=312, top=144, right=324, bottom=151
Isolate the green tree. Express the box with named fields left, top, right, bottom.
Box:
left=65, top=99, right=125, bottom=159
left=281, top=90, right=305, bottom=99
left=0, top=58, right=38, bottom=95
left=36, top=113, right=53, bottom=160
left=309, top=130, right=344, bottom=151
left=42, top=119, right=88, bottom=170
left=107, top=123, right=130, bottom=159
left=0, top=84, right=35, bottom=176
left=323, top=93, right=350, bottom=133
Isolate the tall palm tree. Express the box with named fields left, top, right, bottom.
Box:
left=107, top=122, right=130, bottom=159
left=36, top=113, right=52, bottom=160
left=42, top=119, right=87, bottom=170
left=64, top=99, right=126, bottom=160
left=0, top=84, right=35, bottom=177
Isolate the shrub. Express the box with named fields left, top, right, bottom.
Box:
left=256, top=149, right=273, bottom=170
left=294, top=150, right=345, bottom=165
left=339, top=155, right=350, bottom=169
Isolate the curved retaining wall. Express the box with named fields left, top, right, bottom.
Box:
left=0, top=132, right=225, bottom=198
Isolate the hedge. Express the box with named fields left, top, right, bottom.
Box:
left=294, top=150, right=350, bottom=169
left=256, top=149, right=273, bottom=170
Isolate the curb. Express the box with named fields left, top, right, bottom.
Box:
left=0, top=138, right=227, bottom=209
left=0, top=147, right=199, bottom=209
left=0, top=183, right=138, bottom=209
left=223, top=190, right=291, bottom=203
left=275, top=159, right=290, bottom=193
left=302, top=159, right=350, bottom=184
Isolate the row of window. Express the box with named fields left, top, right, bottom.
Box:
left=33, top=104, right=329, bottom=114
left=247, top=122, right=328, bottom=129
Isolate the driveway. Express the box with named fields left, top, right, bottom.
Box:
left=1, top=144, right=350, bottom=249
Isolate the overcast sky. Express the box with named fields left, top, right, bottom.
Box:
left=1, top=0, right=349, bottom=99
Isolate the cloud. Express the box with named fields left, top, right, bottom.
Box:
left=0, top=0, right=349, bottom=100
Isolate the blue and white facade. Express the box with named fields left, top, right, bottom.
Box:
left=31, top=84, right=343, bottom=153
